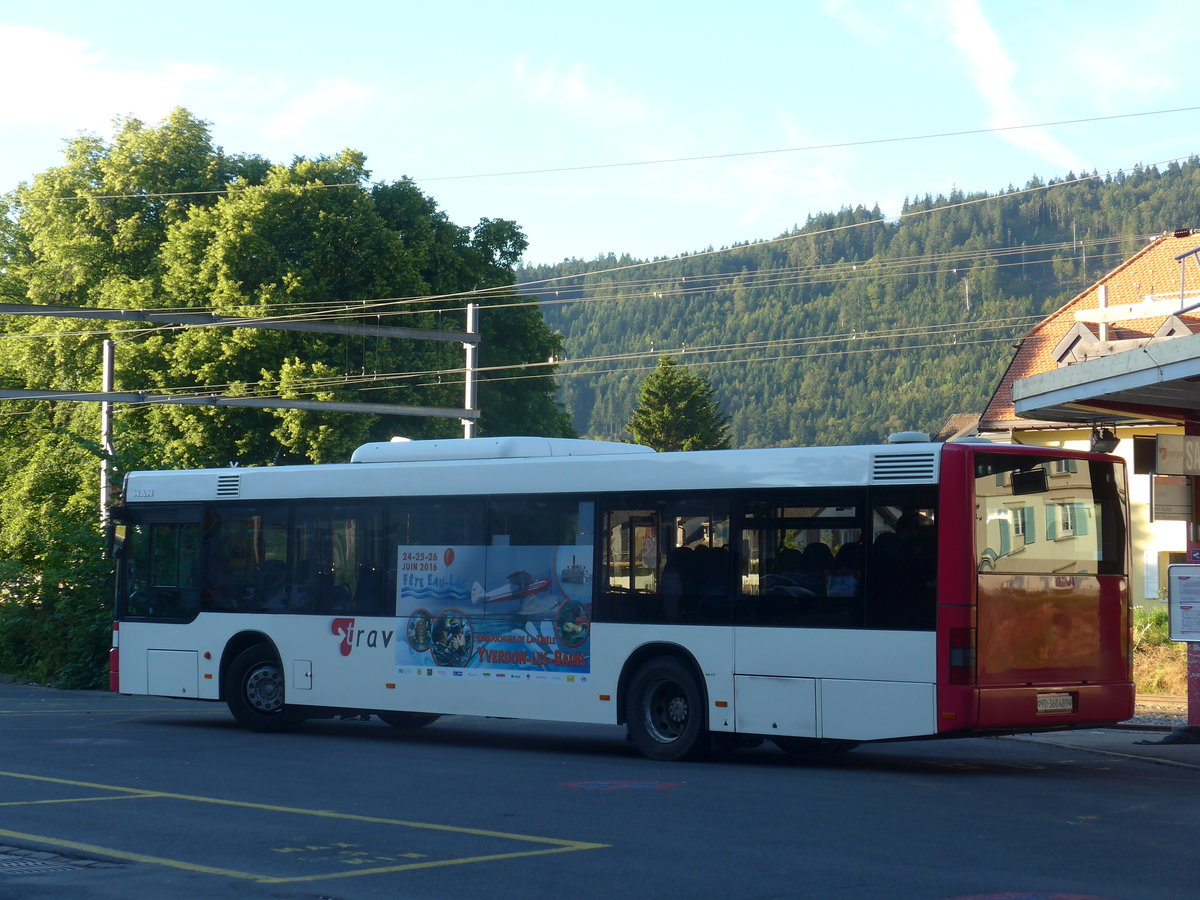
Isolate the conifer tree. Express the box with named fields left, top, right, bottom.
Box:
left=626, top=356, right=731, bottom=451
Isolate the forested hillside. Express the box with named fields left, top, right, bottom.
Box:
left=520, top=160, right=1200, bottom=447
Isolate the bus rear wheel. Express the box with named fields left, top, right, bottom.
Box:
left=226, top=645, right=302, bottom=732
left=626, top=657, right=709, bottom=761
left=377, top=711, right=441, bottom=729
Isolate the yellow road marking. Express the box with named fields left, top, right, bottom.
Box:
left=0, top=794, right=153, bottom=807
left=0, top=708, right=224, bottom=716
left=0, top=768, right=608, bottom=883
left=260, top=844, right=600, bottom=884
left=0, top=827, right=265, bottom=881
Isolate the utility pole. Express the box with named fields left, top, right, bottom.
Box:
left=0, top=303, right=486, bottom=525
left=463, top=303, right=479, bottom=439
left=100, top=339, right=115, bottom=528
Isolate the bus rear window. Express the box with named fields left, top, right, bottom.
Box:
left=974, top=453, right=1126, bottom=576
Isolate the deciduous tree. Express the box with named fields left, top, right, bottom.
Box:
left=0, top=108, right=573, bottom=684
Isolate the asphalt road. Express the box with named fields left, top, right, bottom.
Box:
left=1, top=682, right=1198, bottom=900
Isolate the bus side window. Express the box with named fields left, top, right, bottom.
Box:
left=599, top=509, right=659, bottom=622
left=596, top=495, right=731, bottom=625
left=736, top=489, right=866, bottom=628
left=866, top=488, right=937, bottom=630
left=293, top=504, right=383, bottom=615
left=489, top=497, right=579, bottom=546
left=202, top=505, right=288, bottom=612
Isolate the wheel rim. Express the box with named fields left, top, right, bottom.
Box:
left=244, top=662, right=284, bottom=714
left=643, top=675, right=689, bottom=743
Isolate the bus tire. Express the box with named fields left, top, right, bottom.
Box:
left=378, top=711, right=441, bottom=729
left=626, top=657, right=709, bottom=761
left=226, top=645, right=301, bottom=732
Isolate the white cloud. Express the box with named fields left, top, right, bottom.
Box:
left=259, top=76, right=378, bottom=142
left=1055, top=15, right=1180, bottom=111
left=0, top=25, right=221, bottom=133
left=939, top=0, right=1088, bottom=173
left=0, top=24, right=379, bottom=165
left=509, top=58, right=650, bottom=128
left=819, top=0, right=896, bottom=47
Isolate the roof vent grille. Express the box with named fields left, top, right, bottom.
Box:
left=872, top=453, right=937, bottom=483
left=216, top=474, right=241, bottom=498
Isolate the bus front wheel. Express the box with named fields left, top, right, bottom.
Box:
left=226, top=645, right=301, bottom=732
left=626, top=657, right=709, bottom=761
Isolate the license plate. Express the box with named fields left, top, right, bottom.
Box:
left=1036, top=692, right=1073, bottom=713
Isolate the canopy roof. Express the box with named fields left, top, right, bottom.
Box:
left=1013, top=330, right=1200, bottom=426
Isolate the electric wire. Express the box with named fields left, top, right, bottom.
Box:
left=12, top=105, right=1199, bottom=201
left=0, top=237, right=1137, bottom=405
left=2, top=145, right=1195, bottom=408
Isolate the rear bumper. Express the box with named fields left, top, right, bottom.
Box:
left=972, top=682, right=1136, bottom=729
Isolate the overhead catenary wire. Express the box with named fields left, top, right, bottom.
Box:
left=0, top=231, right=1137, bottom=346
left=0, top=232, right=1138, bottom=348
left=0, top=235, right=1135, bottom=408
left=94, top=312, right=1047, bottom=407
left=2, top=139, right=1195, bottom=410
left=94, top=332, right=1024, bottom=418
left=14, top=105, right=1200, bottom=201
left=416, top=106, right=1200, bottom=181
left=131, top=152, right=1184, bottom=324
left=7, top=150, right=1183, bottom=334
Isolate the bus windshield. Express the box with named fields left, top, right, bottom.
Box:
left=973, top=453, right=1127, bottom=577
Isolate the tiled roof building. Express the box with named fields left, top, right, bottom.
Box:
left=980, top=229, right=1200, bottom=433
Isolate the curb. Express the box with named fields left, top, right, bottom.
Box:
left=1009, top=733, right=1200, bottom=771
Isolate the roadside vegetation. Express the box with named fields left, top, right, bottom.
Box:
left=1133, top=606, right=1187, bottom=695
left=0, top=109, right=574, bottom=689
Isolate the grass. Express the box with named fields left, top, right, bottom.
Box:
left=1133, top=606, right=1188, bottom=695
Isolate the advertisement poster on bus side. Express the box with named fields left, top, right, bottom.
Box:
left=395, top=544, right=592, bottom=680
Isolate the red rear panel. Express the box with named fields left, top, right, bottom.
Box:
left=974, top=573, right=1132, bottom=726
left=936, top=444, right=1134, bottom=732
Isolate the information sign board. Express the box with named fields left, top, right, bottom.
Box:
left=1151, top=475, right=1194, bottom=521
left=1167, top=564, right=1200, bottom=641
left=1155, top=435, right=1200, bottom=476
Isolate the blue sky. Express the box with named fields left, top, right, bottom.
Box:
left=1, top=0, right=1197, bottom=265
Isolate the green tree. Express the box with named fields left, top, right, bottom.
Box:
left=626, top=356, right=731, bottom=451
left=0, top=108, right=573, bottom=684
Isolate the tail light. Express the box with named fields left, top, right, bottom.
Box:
left=109, top=622, right=119, bottom=692
left=949, top=627, right=976, bottom=685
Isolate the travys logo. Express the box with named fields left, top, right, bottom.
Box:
left=330, top=618, right=395, bottom=657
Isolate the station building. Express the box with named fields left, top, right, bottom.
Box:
left=974, top=228, right=1200, bottom=610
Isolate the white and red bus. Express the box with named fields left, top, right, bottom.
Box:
left=110, top=434, right=1132, bottom=761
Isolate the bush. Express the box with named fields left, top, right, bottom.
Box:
left=1132, top=605, right=1188, bottom=695
left=1134, top=643, right=1188, bottom=694
left=0, top=527, right=114, bottom=689
left=1132, top=606, right=1172, bottom=650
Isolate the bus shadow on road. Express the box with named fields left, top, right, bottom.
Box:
left=137, top=711, right=1098, bottom=778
